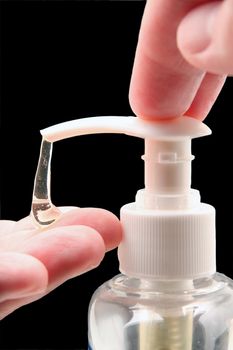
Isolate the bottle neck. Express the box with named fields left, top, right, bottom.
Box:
left=113, top=273, right=218, bottom=294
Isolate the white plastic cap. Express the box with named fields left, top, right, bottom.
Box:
left=42, top=115, right=216, bottom=280
left=119, top=202, right=215, bottom=279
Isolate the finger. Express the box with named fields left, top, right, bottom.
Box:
left=21, top=226, right=105, bottom=290
left=129, top=0, right=212, bottom=120
left=15, top=207, right=122, bottom=252
left=177, top=1, right=233, bottom=75
left=185, top=73, right=226, bottom=120
left=0, top=252, right=48, bottom=303
left=0, top=218, right=108, bottom=319
left=52, top=208, right=122, bottom=251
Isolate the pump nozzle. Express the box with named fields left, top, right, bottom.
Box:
left=41, top=116, right=210, bottom=211
left=41, top=115, right=210, bottom=142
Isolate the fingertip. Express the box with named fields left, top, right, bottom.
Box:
left=129, top=63, right=182, bottom=120
left=77, top=225, right=106, bottom=269
left=129, top=51, right=203, bottom=120
left=85, top=208, right=122, bottom=252
left=185, top=73, right=226, bottom=120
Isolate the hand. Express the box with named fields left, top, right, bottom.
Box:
left=0, top=207, right=121, bottom=320
left=129, top=0, right=233, bottom=121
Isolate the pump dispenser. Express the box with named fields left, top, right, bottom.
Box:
left=38, top=116, right=233, bottom=350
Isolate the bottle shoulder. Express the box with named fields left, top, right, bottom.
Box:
left=91, top=272, right=233, bottom=304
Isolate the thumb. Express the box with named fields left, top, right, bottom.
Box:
left=177, top=0, right=233, bottom=75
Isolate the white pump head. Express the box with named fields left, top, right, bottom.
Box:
left=41, top=116, right=215, bottom=280
left=42, top=116, right=209, bottom=210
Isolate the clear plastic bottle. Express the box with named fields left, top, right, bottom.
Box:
left=88, top=273, right=233, bottom=350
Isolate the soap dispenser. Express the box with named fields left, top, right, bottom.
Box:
left=39, top=115, right=233, bottom=350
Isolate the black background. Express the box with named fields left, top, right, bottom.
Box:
left=0, top=1, right=233, bottom=349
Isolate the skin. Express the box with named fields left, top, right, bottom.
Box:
left=129, top=0, right=233, bottom=120
left=0, top=208, right=122, bottom=319
left=1, top=0, right=233, bottom=320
